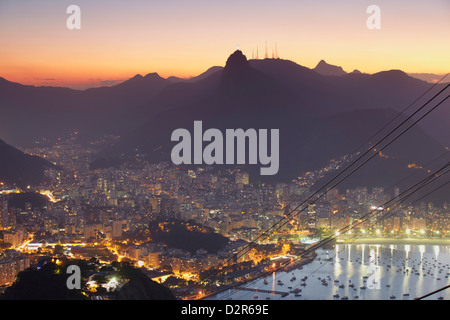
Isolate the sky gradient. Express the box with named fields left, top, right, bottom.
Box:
left=1, top=0, right=449, bottom=89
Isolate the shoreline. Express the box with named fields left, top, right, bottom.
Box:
left=203, top=254, right=317, bottom=300
left=335, top=237, right=450, bottom=246
left=203, top=238, right=449, bottom=299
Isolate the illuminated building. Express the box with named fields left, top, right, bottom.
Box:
left=150, top=195, right=162, bottom=215
left=307, top=204, right=316, bottom=229
left=235, top=172, right=249, bottom=185
left=3, top=229, right=25, bottom=248
left=0, top=250, right=30, bottom=286
left=0, top=196, right=8, bottom=230
left=112, top=220, right=123, bottom=238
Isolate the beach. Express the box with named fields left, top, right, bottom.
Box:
left=337, top=237, right=450, bottom=246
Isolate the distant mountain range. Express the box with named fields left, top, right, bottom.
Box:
left=0, top=51, right=448, bottom=202
left=312, top=60, right=446, bottom=83
left=0, top=56, right=447, bottom=146
left=406, top=73, right=448, bottom=83
left=314, top=59, right=348, bottom=76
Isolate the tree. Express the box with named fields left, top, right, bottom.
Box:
left=0, top=262, right=86, bottom=300
left=53, top=245, right=64, bottom=255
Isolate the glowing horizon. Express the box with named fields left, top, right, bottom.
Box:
left=1, top=0, right=449, bottom=89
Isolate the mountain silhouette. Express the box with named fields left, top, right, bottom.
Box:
left=314, top=60, right=347, bottom=76
left=1, top=54, right=448, bottom=146
left=0, top=74, right=171, bottom=146
left=0, top=50, right=449, bottom=202
left=121, top=52, right=450, bottom=202
left=98, top=52, right=448, bottom=202
left=407, top=73, right=447, bottom=83
left=167, top=66, right=223, bottom=83
left=0, top=139, right=55, bottom=186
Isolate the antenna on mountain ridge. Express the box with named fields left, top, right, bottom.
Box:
left=265, top=41, right=268, bottom=59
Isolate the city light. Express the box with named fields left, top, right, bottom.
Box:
left=104, top=277, right=119, bottom=292
left=39, top=190, right=59, bottom=203
left=0, top=0, right=448, bottom=303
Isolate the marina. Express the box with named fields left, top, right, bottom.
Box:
left=208, top=243, right=450, bottom=300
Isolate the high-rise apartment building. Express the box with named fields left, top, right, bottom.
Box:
left=0, top=196, right=8, bottom=230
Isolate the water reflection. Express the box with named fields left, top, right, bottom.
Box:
left=361, top=244, right=365, bottom=264
left=210, top=243, right=450, bottom=301
left=405, top=245, right=410, bottom=260
left=419, top=245, right=425, bottom=261
left=433, top=246, right=440, bottom=260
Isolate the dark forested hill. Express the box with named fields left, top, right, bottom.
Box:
left=0, top=139, right=55, bottom=186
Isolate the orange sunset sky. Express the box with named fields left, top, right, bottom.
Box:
left=0, top=0, right=449, bottom=89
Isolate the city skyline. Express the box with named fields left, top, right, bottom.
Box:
left=0, top=131, right=449, bottom=300
left=1, top=0, right=449, bottom=302
left=1, top=0, right=449, bottom=89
